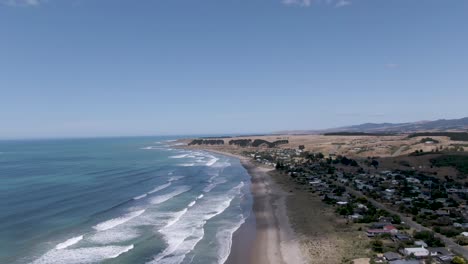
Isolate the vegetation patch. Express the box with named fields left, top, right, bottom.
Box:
left=188, top=139, right=224, bottom=145
left=228, top=139, right=289, bottom=148
left=419, top=137, right=439, bottom=143
left=323, top=132, right=396, bottom=136
left=430, top=155, right=468, bottom=174
left=408, top=132, right=468, bottom=141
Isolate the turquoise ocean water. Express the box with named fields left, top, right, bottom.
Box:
left=0, top=137, right=252, bottom=264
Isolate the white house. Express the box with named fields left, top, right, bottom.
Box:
left=403, top=247, right=429, bottom=257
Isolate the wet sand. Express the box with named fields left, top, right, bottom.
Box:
left=208, top=150, right=306, bottom=264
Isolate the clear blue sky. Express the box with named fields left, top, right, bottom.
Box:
left=1, top=0, right=467, bottom=139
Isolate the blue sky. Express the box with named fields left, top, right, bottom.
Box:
left=1, top=0, right=467, bottom=138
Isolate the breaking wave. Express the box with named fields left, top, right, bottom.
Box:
left=55, top=235, right=83, bottom=250
left=93, top=209, right=145, bottom=231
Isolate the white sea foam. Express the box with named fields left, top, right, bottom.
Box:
left=168, top=172, right=173, bottom=175
left=162, top=208, right=189, bottom=229
left=93, top=210, right=145, bottom=231
left=55, top=235, right=83, bottom=250
left=211, top=161, right=232, bottom=168
left=149, top=196, right=235, bottom=264
left=148, top=182, right=171, bottom=194
left=87, top=227, right=140, bottom=244
left=197, top=194, right=204, bottom=199
left=178, top=163, right=195, bottom=167
left=203, top=178, right=227, bottom=193
left=168, top=176, right=184, bottom=182
left=216, top=216, right=246, bottom=264
left=149, top=186, right=191, bottom=205
left=140, top=146, right=161, bottom=150
left=169, top=154, right=189, bottom=159
left=205, top=157, right=219, bottom=167
left=134, top=182, right=173, bottom=200
left=148, top=184, right=243, bottom=264
left=188, top=201, right=196, bottom=207
left=32, top=245, right=134, bottom=264
left=133, top=194, right=147, bottom=200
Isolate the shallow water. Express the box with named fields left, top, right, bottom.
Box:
left=0, top=137, right=252, bottom=264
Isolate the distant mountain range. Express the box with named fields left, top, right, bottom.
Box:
left=276, top=117, right=468, bottom=135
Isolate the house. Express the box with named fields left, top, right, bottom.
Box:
left=394, top=233, right=411, bottom=241
left=389, top=260, right=421, bottom=264
left=379, top=216, right=393, bottom=223
left=402, top=247, right=429, bottom=257
left=414, top=240, right=428, bottom=248
left=348, top=213, right=363, bottom=220
left=436, top=209, right=450, bottom=216
left=367, top=225, right=398, bottom=237
left=384, top=252, right=402, bottom=261
left=437, top=255, right=454, bottom=263
left=427, top=247, right=453, bottom=257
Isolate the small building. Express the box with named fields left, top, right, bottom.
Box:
left=402, top=247, right=429, bottom=257
left=414, top=240, right=428, bottom=248
left=367, top=225, right=398, bottom=237
left=427, top=247, right=453, bottom=257
left=394, top=233, right=411, bottom=241
left=384, top=252, right=402, bottom=261
left=389, top=260, right=421, bottom=264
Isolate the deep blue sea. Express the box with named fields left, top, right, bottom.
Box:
left=0, top=137, right=252, bottom=264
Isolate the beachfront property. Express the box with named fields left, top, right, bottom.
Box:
left=366, top=225, right=398, bottom=237
left=243, top=146, right=468, bottom=262
left=401, top=247, right=429, bottom=257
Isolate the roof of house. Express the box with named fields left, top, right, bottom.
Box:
left=395, top=234, right=411, bottom=240
left=367, top=229, right=391, bottom=233
left=384, top=252, right=402, bottom=261
left=428, top=247, right=452, bottom=256
left=389, top=260, right=421, bottom=264
left=414, top=240, right=428, bottom=247
left=404, top=247, right=429, bottom=256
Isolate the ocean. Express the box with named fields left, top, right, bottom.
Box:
left=0, top=137, right=252, bottom=264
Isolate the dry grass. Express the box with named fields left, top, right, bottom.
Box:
left=181, top=134, right=466, bottom=158
left=269, top=171, right=371, bottom=264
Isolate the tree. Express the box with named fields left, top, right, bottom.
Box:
left=371, top=239, right=384, bottom=253
left=452, top=256, right=467, bottom=264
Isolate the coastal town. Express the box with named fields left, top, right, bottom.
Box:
left=187, top=134, right=468, bottom=264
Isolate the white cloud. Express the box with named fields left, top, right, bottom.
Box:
left=2, top=0, right=42, bottom=6
left=282, top=0, right=312, bottom=7
left=335, top=0, right=351, bottom=8
left=282, top=0, right=352, bottom=8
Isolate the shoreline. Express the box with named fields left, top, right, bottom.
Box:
left=184, top=146, right=370, bottom=264
left=200, top=149, right=306, bottom=264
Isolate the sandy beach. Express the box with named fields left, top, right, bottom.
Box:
left=205, top=150, right=307, bottom=264
left=189, top=147, right=371, bottom=264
